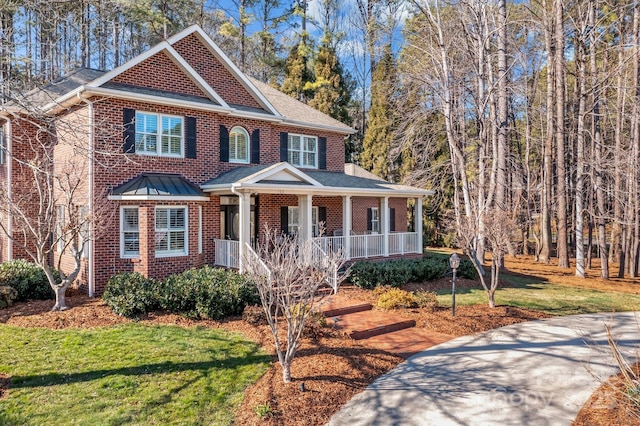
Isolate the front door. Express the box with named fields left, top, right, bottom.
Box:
left=222, top=205, right=240, bottom=240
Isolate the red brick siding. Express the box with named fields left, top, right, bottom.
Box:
left=172, top=34, right=262, bottom=109
left=113, top=51, right=205, bottom=98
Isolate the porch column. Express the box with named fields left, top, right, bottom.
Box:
left=381, top=196, right=389, bottom=257
left=416, top=197, right=423, bottom=254
left=342, top=195, right=352, bottom=260
left=237, top=191, right=251, bottom=272
left=298, top=194, right=313, bottom=242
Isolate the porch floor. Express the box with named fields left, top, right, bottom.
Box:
left=318, top=294, right=453, bottom=359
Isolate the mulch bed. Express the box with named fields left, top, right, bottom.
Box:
left=1, top=261, right=637, bottom=425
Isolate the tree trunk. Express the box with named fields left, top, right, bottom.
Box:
left=575, top=19, right=586, bottom=278
left=540, top=0, right=554, bottom=264
left=554, top=0, right=569, bottom=269
left=281, top=361, right=291, bottom=383
left=52, top=285, right=68, bottom=311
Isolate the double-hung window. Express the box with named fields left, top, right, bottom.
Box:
left=370, top=207, right=380, bottom=234
left=121, top=207, right=139, bottom=258
left=288, top=134, right=317, bottom=168
left=229, top=126, right=249, bottom=163
left=287, top=206, right=319, bottom=236
left=135, top=112, right=183, bottom=157
left=155, top=207, right=187, bottom=256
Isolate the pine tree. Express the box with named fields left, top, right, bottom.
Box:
left=307, top=37, right=352, bottom=124
left=281, top=36, right=314, bottom=102
left=360, top=47, right=396, bottom=180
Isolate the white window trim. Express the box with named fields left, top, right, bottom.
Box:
left=135, top=111, right=184, bottom=158
left=288, top=206, right=319, bottom=236
left=229, top=126, right=250, bottom=164
left=288, top=133, right=318, bottom=169
left=79, top=205, right=90, bottom=259
left=155, top=206, right=189, bottom=258
left=371, top=207, right=380, bottom=234
left=0, top=126, right=5, bottom=165
left=120, top=206, right=140, bottom=258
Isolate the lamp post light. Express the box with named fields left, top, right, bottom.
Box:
left=449, top=253, right=460, bottom=317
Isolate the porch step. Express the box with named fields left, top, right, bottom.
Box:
left=318, top=294, right=372, bottom=317
left=331, top=310, right=416, bottom=340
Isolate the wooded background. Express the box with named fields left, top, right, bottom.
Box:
left=1, top=0, right=639, bottom=279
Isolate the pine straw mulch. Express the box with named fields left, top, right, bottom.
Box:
left=1, top=253, right=638, bottom=424
left=573, top=363, right=640, bottom=426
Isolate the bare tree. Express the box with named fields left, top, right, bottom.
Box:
left=0, top=99, right=113, bottom=310
left=242, top=228, right=347, bottom=383
left=459, top=209, right=516, bottom=308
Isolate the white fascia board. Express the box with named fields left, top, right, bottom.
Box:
left=210, top=183, right=432, bottom=197
left=241, top=162, right=323, bottom=187
left=89, top=41, right=173, bottom=88
left=281, top=118, right=357, bottom=135
left=108, top=195, right=210, bottom=201
left=188, top=27, right=281, bottom=117
left=163, top=45, right=228, bottom=107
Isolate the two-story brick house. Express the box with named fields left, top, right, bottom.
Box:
left=0, top=25, right=431, bottom=296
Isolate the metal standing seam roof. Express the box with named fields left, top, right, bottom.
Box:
left=112, top=173, right=206, bottom=197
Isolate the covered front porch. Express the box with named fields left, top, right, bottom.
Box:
left=202, top=162, right=432, bottom=271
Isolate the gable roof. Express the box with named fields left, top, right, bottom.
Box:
left=201, top=162, right=432, bottom=198
left=4, top=26, right=355, bottom=135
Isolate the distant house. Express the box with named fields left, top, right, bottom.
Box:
left=0, top=25, right=431, bottom=296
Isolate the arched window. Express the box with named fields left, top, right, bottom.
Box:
left=229, top=126, right=249, bottom=163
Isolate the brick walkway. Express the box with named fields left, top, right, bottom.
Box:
left=319, top=294, right=453, bottom=359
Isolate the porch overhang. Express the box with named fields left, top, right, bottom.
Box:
left=109, top=172, right=210, bottom=201
left=200, top=162, right=433, bottom=198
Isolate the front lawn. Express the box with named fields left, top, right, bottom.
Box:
left=0, top=324, right=269, bottom=426
left=434, top=272, right=640, bottom=315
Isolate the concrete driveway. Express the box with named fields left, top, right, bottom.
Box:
left=329, top=312, right=640, bottom=426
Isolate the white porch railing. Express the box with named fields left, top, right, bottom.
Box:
left=350, top=233, right=384, bottom=258
left=244, top=242, right=271, bottom=282
left=310, top=240, right=339, bottom=293
left=389, top=232, right=420, bottom=255
left=214, top=239, right=239, bottom=269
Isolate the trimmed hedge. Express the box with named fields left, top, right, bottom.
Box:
left=103, top=266, right=259, bottom=320
left=350, top=255, right=477, bottom=289
left=0, top=260, right=56, bottom=301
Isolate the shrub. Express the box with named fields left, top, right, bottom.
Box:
left=414, top=291, right=438, bottom=311
left=158, top=266, right=259, bottom=320
left=103, top=272, right=159, bottom=318
left=376, top=288, right=417, bottom=310
left=0, top=285, right=18, bottom=309
left=0, top=260, right=56, bottom=301
left=350, top=256, right=457, bottom=289
left=242, top=305, right=267, bottom=325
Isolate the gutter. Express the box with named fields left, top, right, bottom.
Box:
left=77, top=93, right=95, bottom=297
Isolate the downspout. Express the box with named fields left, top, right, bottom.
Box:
left=77, top=92, right=95, bottom=297
left=1, top=115, right=12, bottom=260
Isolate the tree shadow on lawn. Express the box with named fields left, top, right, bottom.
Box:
left=8, top=353, right=270, bottom=389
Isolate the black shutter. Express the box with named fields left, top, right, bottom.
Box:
left=367, top=208, right=372, bottom=232
left=280, top=206, right=289, bottom=235
left=318, top=136, right=327, bottom=169
left=389, top=208, right=396, bottom=232
left=318, top=206, right=327, bottom=236
left=251, top=129, right=260, bottom=164
left=185, top=116, right=197, bottom=159
left=219, top=125, right=229, bottom=162
left=123, top=108, right=136, bottom=153
left=279, top=132, right=288, bottom=162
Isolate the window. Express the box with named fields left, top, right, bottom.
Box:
left=121, top=207, right=139, bottom=258
left=155, top=207, right=187, bottom=256
left=229, top=126, right=249, bottom=163
left=0, top=126, right=5, bottom=165
left=135, top=112, right=183, bottom=157
left=288, top=134, right=317, bottom=168
left=55, top=206, right=65, bottom=252
left=78, top=206, right=90, bottom=259
left=370, top=207, right=380, bottom=233
left=287, top=206, right=319, bottom=236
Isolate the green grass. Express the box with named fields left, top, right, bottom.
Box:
left=435, top=272, right=640, bottom=315
left=0, top=324, right=269, bottom=426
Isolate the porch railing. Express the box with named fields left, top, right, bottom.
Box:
left=214, top=239, right=239, bottom=269
left=389, top=232, right=419, bottom=255
left=310, top=240, right=339, bottom=293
